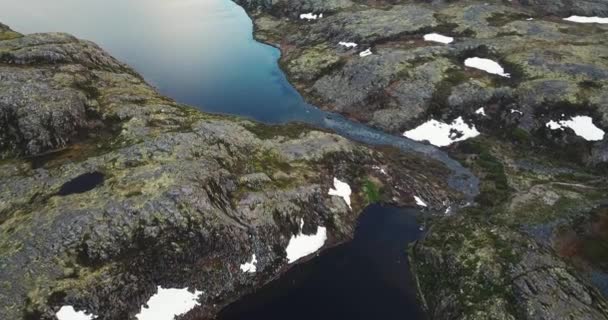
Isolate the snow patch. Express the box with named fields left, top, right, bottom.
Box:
left=286, top=219, right=327, bottom=264
left=546, top=116, right=605, bottom=141
left=475, top=107, right=486, bottom=116
left=564, top=16, right=608, bottom=24
left=56, top=306, right=95, bottom=320
left=136, top=287, right=202, bottom=320
left=464, top=57, right=510, bottom=78
left=338, top=41, right=358, bottom=48
left=359, top=48, right=372, bottom=57
left=300, top=13, right=322, bottom=20
left=414, top=196, right=428, bottom=207
left=403, top=116, right=481, bottom=147
left=423, top=33, right=454, bottom=44
left=328, top=177, right=352, bottom=209
left=240, top=254, right=257, bottom=273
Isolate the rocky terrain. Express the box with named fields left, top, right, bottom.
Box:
left=0, top=22, right=469, bottom=319
left=234, top=0, right=608, bottom=319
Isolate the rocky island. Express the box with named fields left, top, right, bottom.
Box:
left=1, top=0, right=608, bottom=319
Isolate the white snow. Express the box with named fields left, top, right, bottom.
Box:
left=56, top=306, right=95, bottom=320
left=359, top=48, right=373, bottom=57
left=328, top=177, right=352, bottom=209
left=286, top=219, right=327, bottom=264
left=464, top=57, right=510, bottom=78
left=136, top=287, right=202, bottom=320
left=300, top=13, right=322, bottom=20
left=414, top=196, right=428, bottom=207
left=511, top=109, right=523, bottom=115
left=546, top=120, right=562, bottom=130
left=475, top=107, right=487, bottom=116
left=564, top=16, right=608, bottom=24
left=403, top=116, right=481, bottom=147
left=546, top=116, right=605, bottom=141
left=339, top=41, right=358, bottom=48
left=423, top=33, right=454, bottom=44
left=240, top=254, right=258, bottom=273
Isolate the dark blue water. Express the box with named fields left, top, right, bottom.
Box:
left=219, top=205, right=426, bottom=320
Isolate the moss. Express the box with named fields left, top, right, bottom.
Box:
left=0, top=30, right=22, bottom=41
left=458, top=139, right=511, bottom=208
left=362, top=178, right=381, bottom=204
left=487, top=12, right=531, bottom=27
left=244, top=122, right=313, bottom=140
left=511, top=127, right=531, bottom=144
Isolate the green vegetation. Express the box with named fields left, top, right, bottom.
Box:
left=362, top=178, right=381, bottom=203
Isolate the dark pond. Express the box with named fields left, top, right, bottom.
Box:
left=219, top=205, right=426, bottom=320
left=57, top=171, right=105, bottom=196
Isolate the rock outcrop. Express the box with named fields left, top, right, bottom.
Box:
left=0, top=23, right=462, bottom=319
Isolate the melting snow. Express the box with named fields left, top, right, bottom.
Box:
left=414, top=196, right=428, bottom=207
left=475, top=107, right=487, bottom=116
left=286, top=219, right=327, bottom=263
left=359, top=48, right=373, bottom=57
left=464, top=57, right=510, bottom=78
left=546, top=116, right=605, bottom=141
left=423, top=33, right=454, bottom=44
left=328, top=177, right=352, bottom=209
left=240, top=254, right=257, bottom=273
left=339, top=41, right=358, bottom=48
left=136, top=287, right=202, bottom=320
left=403, top=116, right=481, bottom=147
left=300, top=13, right=322, bottom=20
left=564, top=16, right=608, bottom=24
left=56, top=306, right=95, bottom=320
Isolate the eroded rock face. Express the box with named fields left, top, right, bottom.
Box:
left=0, top=24, right=463, bottom=320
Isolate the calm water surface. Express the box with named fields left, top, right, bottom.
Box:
left=0, top=0, right=320, bottom=123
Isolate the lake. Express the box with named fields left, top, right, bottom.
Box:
left=0, top=1, right=430, bottom=318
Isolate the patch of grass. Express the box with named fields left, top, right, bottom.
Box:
left=487, top=12, right=531, bottom=27
left=244, top=123, right=312, bottom=140
left=362, top=178, right=381, bottom=203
